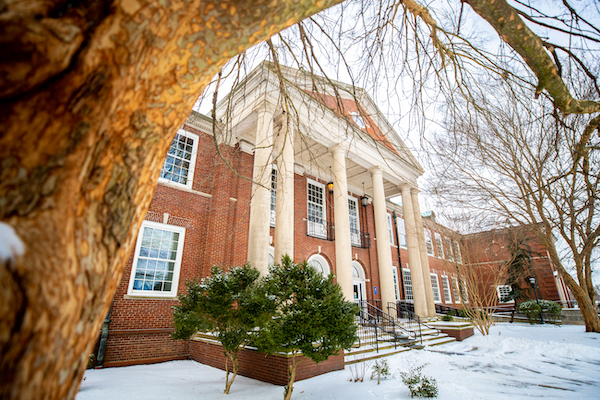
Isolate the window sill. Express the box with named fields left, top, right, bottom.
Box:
left=124, top=294, right=178, bottom=300
left=157, top=181, right=212, bottom=198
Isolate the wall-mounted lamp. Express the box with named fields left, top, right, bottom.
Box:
left=327, top=182, right=334, bottom=194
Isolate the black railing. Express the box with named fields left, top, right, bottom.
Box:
left=350, top=229, right=371, bottom=249
left=435, top=304, right=462, bottom=315
left=306, top=218, right=334, bottom=241
left=356, top=300, right=418, bottom=349
left=387, top=302, right=425, bottom=342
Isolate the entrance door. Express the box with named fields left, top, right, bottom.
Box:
left=352, top=261, right=367, bottom=304
left=353, top=282, right=364, bottom=302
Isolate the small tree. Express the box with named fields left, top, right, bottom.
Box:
left=255, top=256, right=358, bottom=400
left=172, top=265, right=274, bottom=394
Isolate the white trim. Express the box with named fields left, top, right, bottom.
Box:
left=430, top=273, right=442, bottom=303
left=352, top=261, right=367, bottom=302
left=396, top=217, right=407, bottom=248
left=392, top=267, right=401, bottom=301
left=158, top=129, right=199, bottom=190
left=348, top=196, right=361, bottom=247
left=424, top=228, right=434, bottom=256
left=306, top=178, right=327, bottom=239
left=441, top=275, right=452, bottom=304
left=434, top=232, right=444, bottom=259
left=308, top=253, right=331, bottom=276
left=451, top=276, right=461, bottom=304
left=402, top=268, right=414, bottom=302
left=387, top=213, right=395, bottom=245
left=127, top=220, right=186, bottom=298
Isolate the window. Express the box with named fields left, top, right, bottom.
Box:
left=451, top=277, right=461, bottom=304
left=159, top=129, right=199, bottom=189
left=348, top=197, right=361, bottom=247
left=396, top=217, right=407, bottom=247
left=453, top=240, right=462, bottom=263
left=435, top=232, right=444, bottom=259
left=497, top=285, right=514, bottom=303
left=441, top=275, right=452, bottom=303
left=392, top=267, right=401, bottom=301
left=459, top=278, right=468, bottom=303
left=128, top=221, right=186, bottom=297
left=445, top=237, right=454, bottom=261
left=270, top=167, right=277, bottom=226
left=402, top=268, right=413, bottom=302
left=430, top=273, right=441, bottom=303
left=307, top=180, right=326, bottom=238
left=424, top=228, right=434, bottom=255
left=387, top=213, right=395, bottom=245
left=307, top=254, right=331, bottom=276
left=351, top=112, right=366, bottom=129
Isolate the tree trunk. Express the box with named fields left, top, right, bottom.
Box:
left=224, top=351, right=240, bottom=394
left=284, top=354, right=300, bottom=400
left=0, top=1, right=342, bottom=399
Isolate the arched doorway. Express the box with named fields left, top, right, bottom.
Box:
left=307, top=254, right=331, bottom=276
left=352, top=261, right=367, bottom=303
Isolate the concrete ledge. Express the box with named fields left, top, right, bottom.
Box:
left=428, top=321, right=474, bottom=341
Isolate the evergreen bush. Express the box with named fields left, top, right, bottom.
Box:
left=517, top=300, right=562, bottom=324
left=400, top=364, right=439, bottom=398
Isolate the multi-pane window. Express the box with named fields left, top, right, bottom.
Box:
left=435, top=232, right=444, bottom=258
left=497, top=285, right=514, bottom=303
left=459, top=278, right=468, bottom=303
left=402, top=268, right=413, bottom=301
left=430, top=273, right=441, bottom=303
left=453, top=240, right=462, bottom=263
left=424, top=228, right=434, bottom=255
left=396, top=217, right=407, bottom=247
left=445, top=236, right=454, bottom=261
left=159, top=130, right=198, bottom=189
left=270, top=167, right=277, bottom=226
left=441, top=275, right=452, bottom=303
left=128, top=221, right=185, bottom=297
left=392, top=267, right=401, bottom=301
left=348, top=197, right=361, bottom=247
left=387, top=213, right=395, bottom=245
left=307, top=180, right=326, bottom=238
left=451, top=277, right=460, bottom=303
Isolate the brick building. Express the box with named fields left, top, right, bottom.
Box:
left=98, top=63, right=572, bottom=376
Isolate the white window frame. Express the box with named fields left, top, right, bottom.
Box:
left=441, top=275, right=452, bottom=304
left=270, top=166, right=277, bottom=227
left=307, top=254, right=331, bottom=276
left=497, top=285, right=514, bottom=303
left=392, top=267, right=401, bottom=301
left=127, top=220, right=186, bottom=298
left=445, top=236, right=454, bottom=261
left=387, top=213, right=395, bottom=245
left=453, top=240, right=462, bottom=263
left=402, top=268, right=413, bottom=302
left=307, top=179, right=327, bottom=239
left=348, top=196, right=361, bottom=247
left=396, top=217, right=407, bottom=248
left=435, top=232, right=444, bottom=259
left=158, top=129, right=199, bottom=190
left=451, top=277, right=461, bottom=304
left=424, top=228, right=434, bottom=256
left=459, top=278, right=469, bottom=303
left=430, top=273, right=442, bottom=303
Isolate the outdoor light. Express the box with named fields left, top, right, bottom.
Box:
left=327, top=182, right=334, bottom=193
left=361, top=196, right=369, bottom=207
left=528, top=276, right=544, bottom=324
left=528, top=277, right=536, bottom=286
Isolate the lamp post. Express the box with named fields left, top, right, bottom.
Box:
left=528, top=276, right=544, bottom=324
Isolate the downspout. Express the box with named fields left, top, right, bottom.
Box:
left=95, top=303, right=112, bottom=369
left=392, top=211, right=403, bottom=300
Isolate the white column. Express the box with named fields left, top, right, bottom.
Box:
left=274, top=119, right=294, bottom=265
left=331, top=145, right=353, bottom=301
left=370, top=167, right=396, bottom=310
left=412, top=188, right=436, bottom=317
left=247, top=103, right=275, bottom=275
left=400, top=184, right=428, bottom=317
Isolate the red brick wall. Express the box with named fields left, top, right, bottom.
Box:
left=189, top=339, right=344, bottom=385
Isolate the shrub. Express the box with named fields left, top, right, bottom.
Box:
left=441, top=314, right=453, bottom=322
left=370, top=359, right=390, bottom=384
left=518, top=300, right=562, bottom=324
left=400, top=364, right=438, bottom=398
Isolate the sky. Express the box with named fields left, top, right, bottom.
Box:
left=77, top=323, right=600, bottom=400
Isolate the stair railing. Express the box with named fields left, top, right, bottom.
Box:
left=388, top=301, right=441, bottom=342
left=357, top=301, right=418, bottom=345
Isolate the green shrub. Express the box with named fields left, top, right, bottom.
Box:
left=370, top=359, right=390, bottom=384
left=441, top=314, right=453, bottom=322
left=517, top=300, right=561, bottom=324
left=400, top=364, right=439, bottom=398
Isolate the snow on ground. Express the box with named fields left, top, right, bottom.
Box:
left=78, top=323, right=600, bottom=400
left=0, top=222, right=24, bottom=262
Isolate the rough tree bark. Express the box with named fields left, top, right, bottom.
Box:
left=0, top=1, right=342, bottom=399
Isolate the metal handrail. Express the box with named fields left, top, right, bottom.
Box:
left=350, top=228, right=370, bottom=249
left=358, top=301, right=417, bottom=343
left=388, top=301, right=442, bottom=341
left=306, top=218, right=334, bottom=241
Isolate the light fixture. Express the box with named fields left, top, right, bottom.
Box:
left=327, top=182, right=334, bottom=194
left=361, top=182, right=368, bottom=207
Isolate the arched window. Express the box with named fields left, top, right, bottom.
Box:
left=307, top=254, right=331, bottom=276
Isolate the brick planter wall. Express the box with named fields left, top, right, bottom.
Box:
left=189, top=338, right=345, bottom=385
